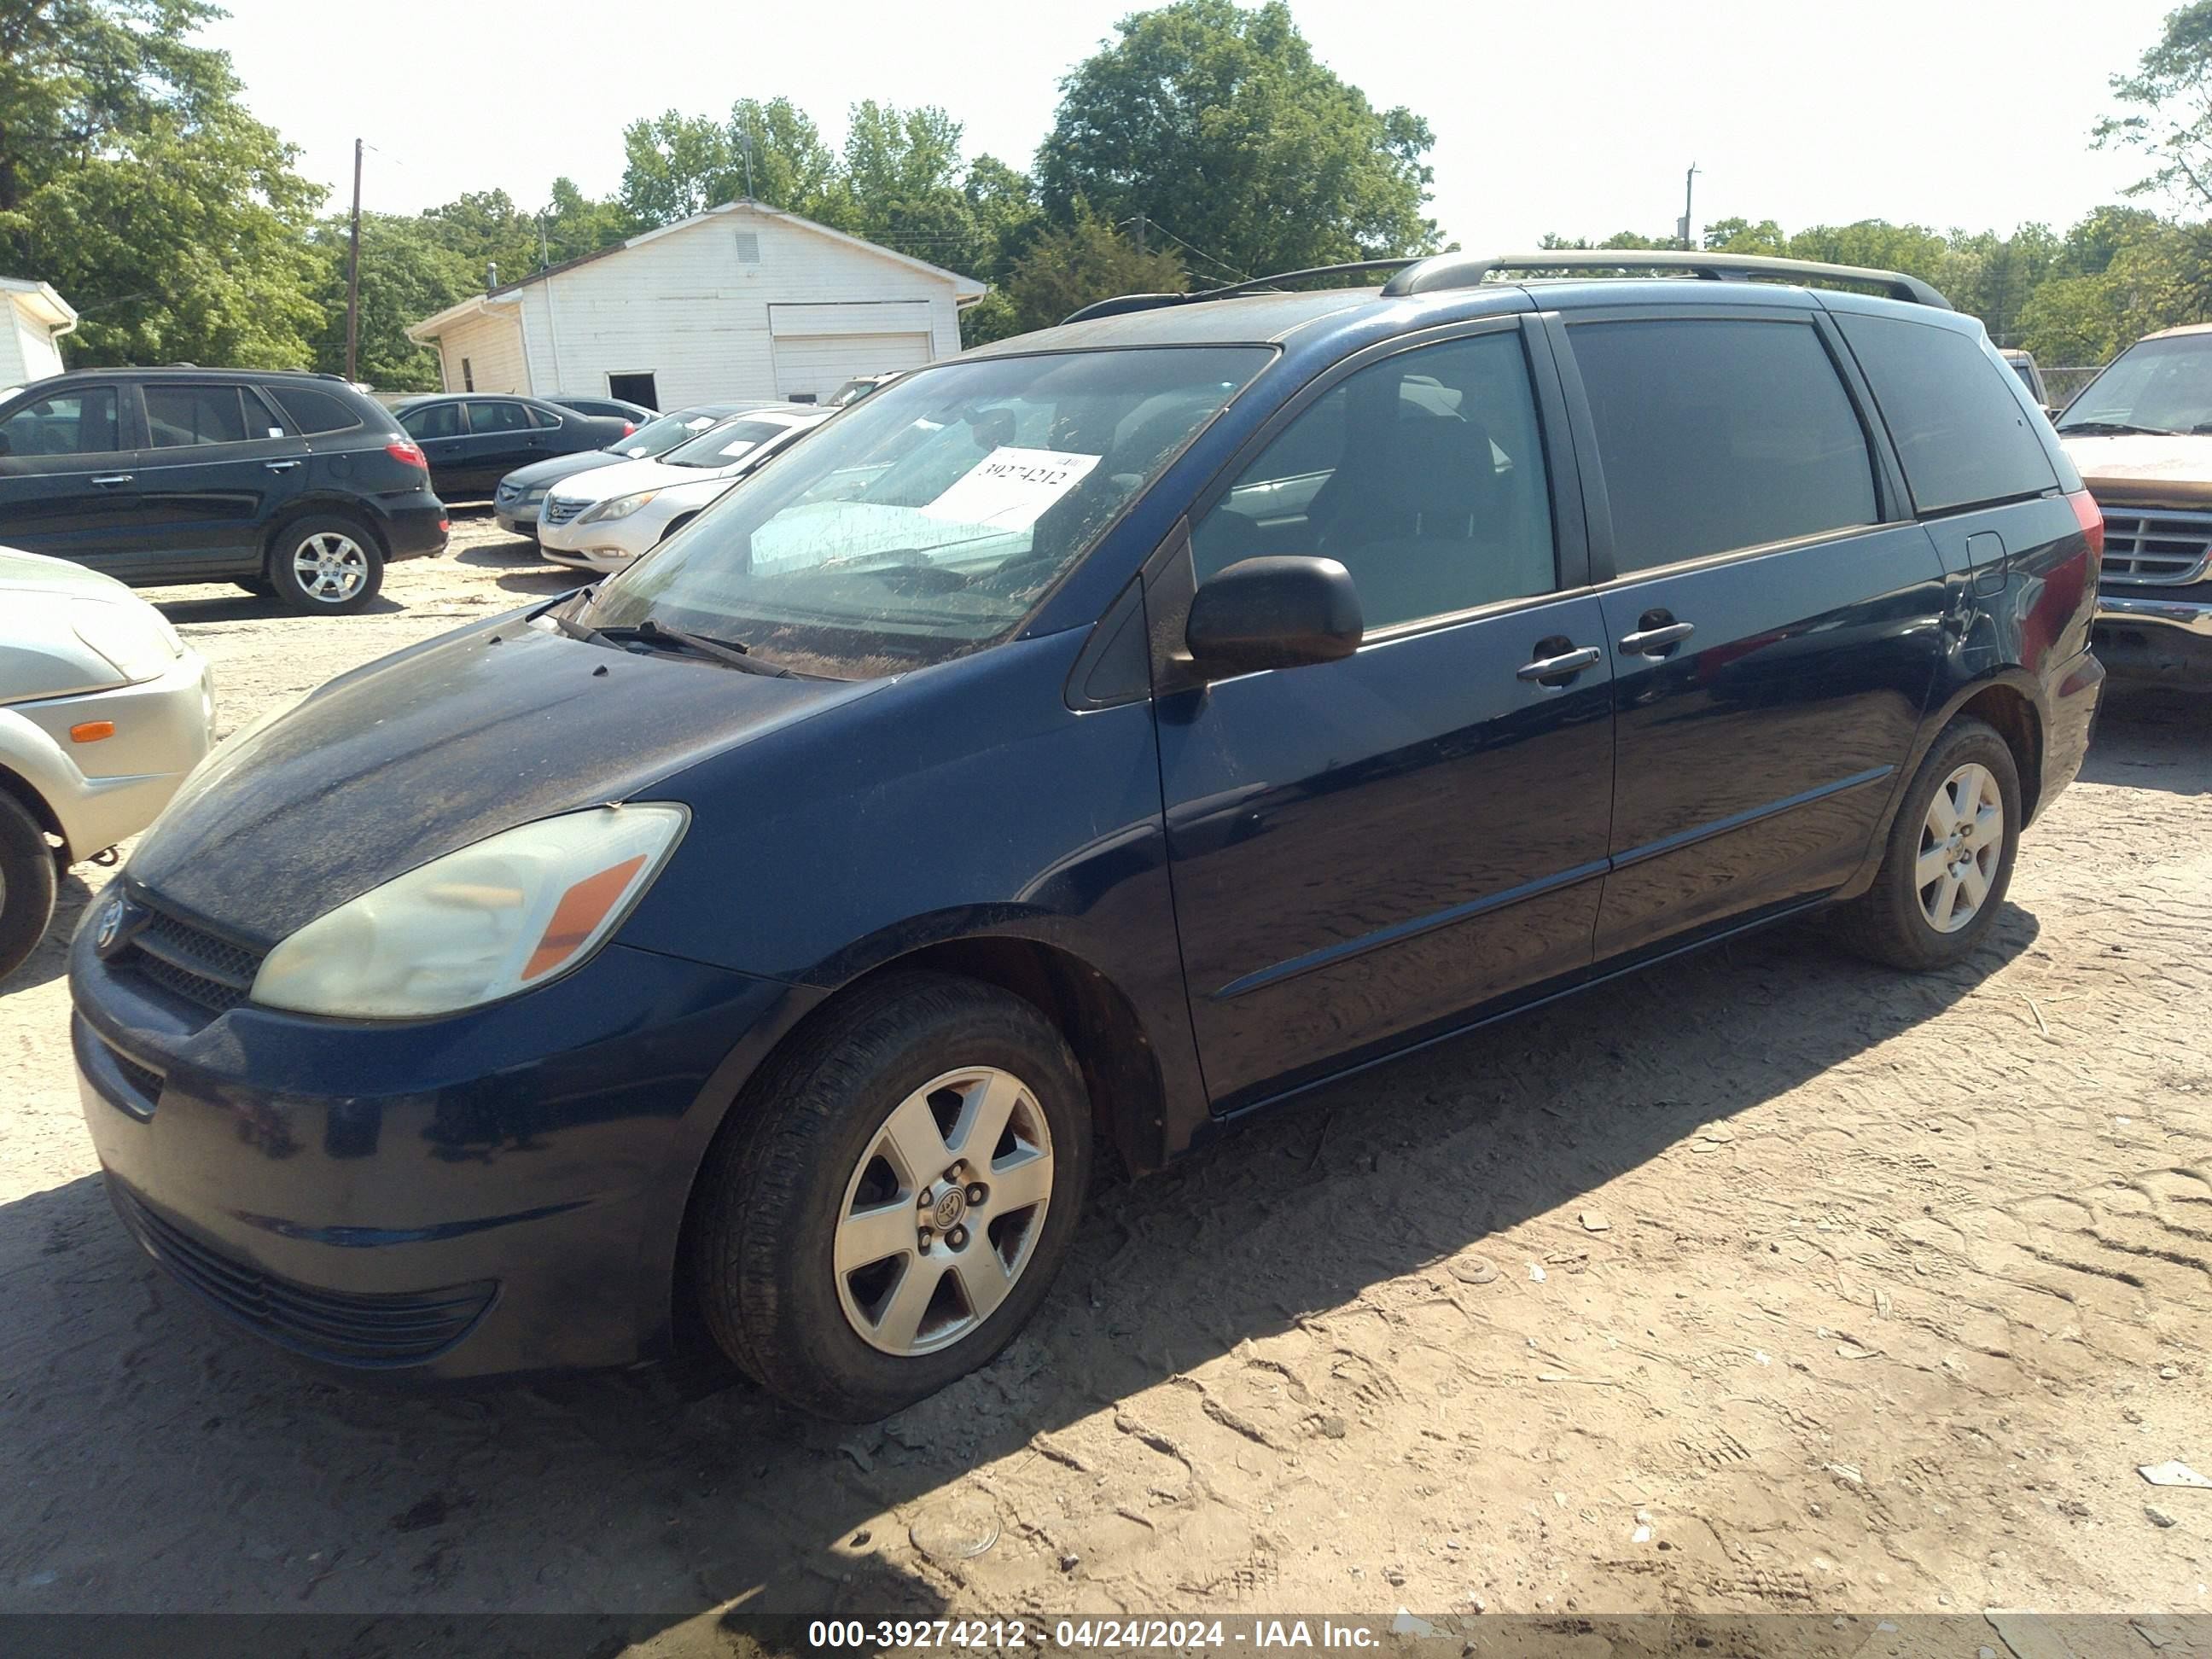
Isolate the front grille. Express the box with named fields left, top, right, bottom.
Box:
left=541, top=496, right=586, bottom=527
left=110, top=1182, right=498, bottom=1368
left=108, top=1045, right=165, bottom=1109
left=2100, top=509, right=2212, bottom=586
left=117, top=894, right=264, bottom=1018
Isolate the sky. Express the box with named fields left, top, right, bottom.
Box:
left=207, top=0, right=2181, bottom=258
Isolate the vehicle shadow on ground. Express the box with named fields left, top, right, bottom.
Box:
left=0, top=909, right=2035, bottom=1637
left=2081, top=687, right=2210, bottom=797
left=0, top=870, right=101, bottom=996
left=146, top=591, right=407, bottom=625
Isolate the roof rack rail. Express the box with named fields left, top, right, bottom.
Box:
left=1377, top=249, right=1951, bottom=310
left=1061, top=259, right=1423, bottom=325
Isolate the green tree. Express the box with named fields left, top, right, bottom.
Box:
left=619, top=109, right=743, bottom=227
left=726, top=97, right=841, bottom=216
left=1703, top=217, right=1788, bottom=253
left=0, top=0, right=326, bottom=366
left=2096, top=0, right=2212, bottom=206
left=1037, top=0, right=1438, bottom=278
left=423, top=188, right=541, bottom=287
left=539, top=177, right=628, bottom=265
left=308, top=212, right=474, bottom=388
left=1002, top=204, right=1186, bottom=336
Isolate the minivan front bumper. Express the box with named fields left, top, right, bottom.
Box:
left=2093, top=590, right=2212, bottom=684
left=69, top=901, right=812, bottom=1382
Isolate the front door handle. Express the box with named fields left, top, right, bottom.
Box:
left=1619, top=620, right=1696, bottom=655
left=264, top=459, right=302, bottom=472
left=1516, top=644, right=1602, bottom=684
left=91, top=473, right=134, bottom=487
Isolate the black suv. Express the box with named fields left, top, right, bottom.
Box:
left=0, top=368, right=446, bottom=613
left=393, top=394, right=633, bottom=502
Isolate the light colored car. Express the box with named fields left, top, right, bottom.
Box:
left=0, top=547, right=213, bottom=978
left=2054, top=322, right=2212, bottom=685
left=537, top=407, right=827, bottom=573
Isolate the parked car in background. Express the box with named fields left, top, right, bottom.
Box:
left=494, top=403, right=790, bottom=540
left=1998, top=347, right=2051, bottom=412
left=829, top=372, right=903, bottom=408
left=2054, top=322, right=2212, bottom=686
left=68, top=251, right=2102, bottom=1420
left=1, top=547, right=212, bottom=979
left=0, top=368, right=446, bottom=612
left=547, top=394, right=656, bottom=423
left=394, top=395, right=631, bottom=503
left=536, top=407, right=824, bottom=572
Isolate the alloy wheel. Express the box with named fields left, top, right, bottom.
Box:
left=832, top=1066, right=1055, bottom=1357
left=1916, top=762, right=2003, bottom=933
left=292, top=532, right=369, bottom=603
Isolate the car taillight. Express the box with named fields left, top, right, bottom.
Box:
left=2067, top=489, right=2104, bottom=561
left=621, top=422, right=637, bottom=436
left=387, top=439, right=428, bottom=469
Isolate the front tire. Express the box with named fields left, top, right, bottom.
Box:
left=1834, top=716, right=2022, bottom=970
left=268, top=515, right=384, bottom=614
left=0, top=792, right=60, bottom=983
left=689, top=972, right=1091, bottom=1421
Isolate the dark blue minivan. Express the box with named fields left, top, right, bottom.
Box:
left=69, top=252, right=2105, bottom=1419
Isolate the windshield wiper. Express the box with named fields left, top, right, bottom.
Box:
left=2055, top=420, right=2180, bottom=436
left=600, top=618, right=793, bottom=676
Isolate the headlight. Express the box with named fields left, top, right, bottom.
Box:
left=71, top=597, right=182, bottom=682
left=250, top=804, right=688, bottom=1019
left=579, top=488, right=660, bottom=525
left=523, top=486, right=548, bottom=504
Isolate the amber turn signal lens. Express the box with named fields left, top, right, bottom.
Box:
left=70, top=720, right=116, bottom=743
left=522, top=855, right=648, bottom=981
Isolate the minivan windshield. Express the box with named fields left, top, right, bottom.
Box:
left=585, top=346, right=1270, bottom=678
left=2058, top=333, right=2212, bottom=435
left=612, top=407, right=727, bottom=458
left=663, top=417, right=797, bottom=469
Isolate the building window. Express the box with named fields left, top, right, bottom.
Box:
left=461, top=357, right=474, bottom=392
left=734, top=231, right=761, bottom=265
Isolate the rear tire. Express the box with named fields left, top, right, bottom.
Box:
left=1833, top=716, right=2021, bottom=971
left=0, top=793, right=59, bottom=984
left=689, top=972, right=1091, bottom=1421
left=267, top=515, right=384, bottom=614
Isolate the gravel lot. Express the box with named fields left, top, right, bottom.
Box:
left=2, top=510, right=2208, bottom=1633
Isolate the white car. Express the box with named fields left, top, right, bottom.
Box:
left=538, top=407, right=829, bottom=573
left=0, top=548, right=213, bottom=979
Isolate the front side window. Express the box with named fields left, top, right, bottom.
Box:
left=1571, top=317, right=1877, bottom=573
left=1192, top=330, right=1557, bottom=632
left=0, top=387, right=121, bottom=458
left=145, top=384, right=250, bottom=448
left=401, top=402, right=461, bottom=440
left=2058, top=330, right=2212, bottom=439
left=466, top=399, right=533, bottom=434
left=1837, top=313, right=2058, bottom=515
left=585, top=346, right=1270, bottom=678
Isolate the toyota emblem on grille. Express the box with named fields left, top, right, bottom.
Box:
left=94, top=895, right=143, bottom=958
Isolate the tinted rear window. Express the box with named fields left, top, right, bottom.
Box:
left=1836, top=312, right=2057, bottom=515
left=1569, top=317, right=1877, bottom=573
left=145, top=385, right=251, bottom=448
left=266, top=385, right=363, bottom=434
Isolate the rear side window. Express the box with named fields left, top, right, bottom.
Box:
left=528, top=403, right=568, bottom=429
left=466, top=399, right=533, bottom=434
left=1836, top=313, right=2058, bottom=515
left=0, top=387, right=121, bottom=457
left=266, top=385, right=363, bottom=434
left=1570, top=317, right=1877, bottom=574
left=401, top=402, right=461, bottom=439
left=145, top=384, right=251, bottom=448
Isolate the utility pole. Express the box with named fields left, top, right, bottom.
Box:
left=1133, top=212, right=1148, bottom=255
left=1679, top=161, right=1700, bottom=251
left=343, top=137, right=364, bottom=383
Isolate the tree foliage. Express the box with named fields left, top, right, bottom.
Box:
left=1000, top=204, right=1187, bottom=337
left=1037, top=0, right=1438, bottom=278
left=2096, top=0, right=2212, bottom=207
left=307, top=212, right=474, bottom=389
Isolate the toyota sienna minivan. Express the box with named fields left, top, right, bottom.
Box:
left=70, top=251, right=2104, bottom=1420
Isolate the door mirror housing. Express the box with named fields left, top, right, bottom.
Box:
left=1185, top=556, right=1364, bottom=679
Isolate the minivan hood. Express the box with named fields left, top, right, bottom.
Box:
left=127, top=615, right=877, bottom=947
left=2062, top=433, right=2212, bottom=509
left=0, top=544, right=138, bottom=601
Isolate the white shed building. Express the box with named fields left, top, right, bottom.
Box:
left=405, top=201, right=986, bottom=410
left=0, top=278, right=79, bottom=387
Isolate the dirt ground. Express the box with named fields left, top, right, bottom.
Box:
left=2, top=510, right=2209, bottom=1636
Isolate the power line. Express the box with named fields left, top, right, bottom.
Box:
left=1120, top=216, right=1249, bottom=283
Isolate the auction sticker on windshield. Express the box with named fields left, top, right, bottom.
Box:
left=920, top=447, right=1100, bottom=530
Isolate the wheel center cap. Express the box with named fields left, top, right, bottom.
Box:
left=933, top=1189, right=967, bottom=1230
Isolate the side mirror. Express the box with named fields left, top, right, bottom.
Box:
left=1185, top=556, right=1364, bottom=679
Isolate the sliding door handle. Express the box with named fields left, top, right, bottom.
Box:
left=1619, top=620, right=1696, bottom=655
left=1516, top=644, right=1602, bottom=684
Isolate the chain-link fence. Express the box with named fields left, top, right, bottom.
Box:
left=2042, top=365, right=2104, bottom=410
